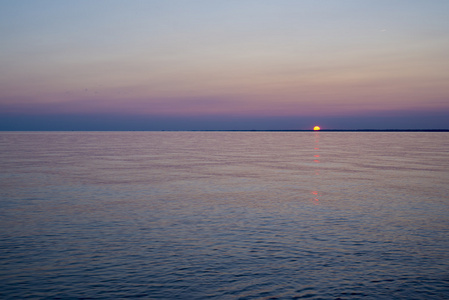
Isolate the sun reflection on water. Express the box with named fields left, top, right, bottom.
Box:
left=311, top=131, right=321, bottom=204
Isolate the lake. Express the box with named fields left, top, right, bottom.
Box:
left=1, top=132, right=448, bottom=299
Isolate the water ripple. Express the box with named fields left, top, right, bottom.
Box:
left=1, top=132, right=449, bottom=299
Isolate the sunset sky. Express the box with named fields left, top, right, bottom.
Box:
left=1, top=0, right=449, bottom=130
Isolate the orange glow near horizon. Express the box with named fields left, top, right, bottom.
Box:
left=313, top=126, right=321, bottom=131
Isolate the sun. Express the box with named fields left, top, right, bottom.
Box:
left=313, top=126, right=321, bottom=131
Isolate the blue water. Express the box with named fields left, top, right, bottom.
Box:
left=1, top=132, right=449, bottom=299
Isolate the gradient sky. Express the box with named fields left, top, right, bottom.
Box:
left=1, top=0, right=449, bottom=130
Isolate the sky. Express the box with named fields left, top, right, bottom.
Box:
left=1, top=0, right=449, bottom=130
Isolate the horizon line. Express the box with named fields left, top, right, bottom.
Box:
left=1, top=129, right=448, bottom=132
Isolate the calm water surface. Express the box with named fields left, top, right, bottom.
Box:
left=1, top=132, right=448, bottom=299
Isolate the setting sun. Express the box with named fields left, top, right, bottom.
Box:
left=313, top=126, right=321, bottom=131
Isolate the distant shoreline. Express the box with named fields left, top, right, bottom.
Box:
left=190, top=129, right=449, bottom=132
